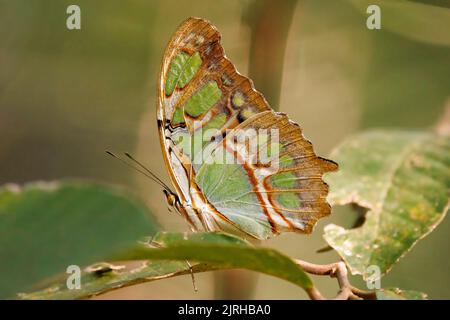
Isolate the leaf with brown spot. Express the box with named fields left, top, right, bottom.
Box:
left=323, top=130, right=450, bottom=279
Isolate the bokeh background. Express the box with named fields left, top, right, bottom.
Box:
left=1, top=0, right=449, bottom=299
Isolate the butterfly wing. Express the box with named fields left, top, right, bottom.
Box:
left=157, top=17, right=270, bottom=205
left=195, top=111, right=338, bottom=239
left=158, top=17, right=337, bottom=239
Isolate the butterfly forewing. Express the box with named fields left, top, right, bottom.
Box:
left=158, top=18, right=270, bottom=160
left=158, top=18, right=270, bottom=203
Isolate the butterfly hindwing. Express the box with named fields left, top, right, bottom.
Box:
left=195, top=111, right=338, bottom=238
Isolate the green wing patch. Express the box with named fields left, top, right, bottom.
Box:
left=184, top=81, right=222, bottom=117
left=165, top=52, right=202, bottom=96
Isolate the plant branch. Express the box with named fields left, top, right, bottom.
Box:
left=294, top=259, right=376, bottom=300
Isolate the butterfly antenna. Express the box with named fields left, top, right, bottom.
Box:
left=123, top=152, right=173, bottom=192
left=105, top=151, right=173, bottom=193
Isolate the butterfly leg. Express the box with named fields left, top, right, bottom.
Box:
left=185, top=260, right=198, bottom=292
left=150, top=233, right=198, bottom=292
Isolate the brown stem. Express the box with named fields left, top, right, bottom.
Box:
left=350, top=286, right=378, bottom=300
left=306, top=287, right=325, bottom=300
left=294, top=259, right=375, bottom=300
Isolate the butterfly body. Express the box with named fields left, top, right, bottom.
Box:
left=158, top=17, right=337, bottom=240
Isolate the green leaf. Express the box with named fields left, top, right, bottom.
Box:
left=19, top=260, right=215, bottom=300
left=324, top=131, right=450, bottom=279
left=118, top=232, right=313, bottom=289
left=376, top=288, right=428, bottom=300
left=21, top=232, right=313, bottom=299
left=0, top=181, right=159, bottom=299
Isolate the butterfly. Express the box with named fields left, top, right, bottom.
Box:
left=157, top=17, right=338, bottom=240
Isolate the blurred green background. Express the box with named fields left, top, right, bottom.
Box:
left=1, top=0, right=449, bottom=299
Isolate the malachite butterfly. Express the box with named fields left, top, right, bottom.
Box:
left=157, top=17, right=338, bottom=240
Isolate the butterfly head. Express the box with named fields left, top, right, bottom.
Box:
left=163, top=189, right=181, bottom=210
